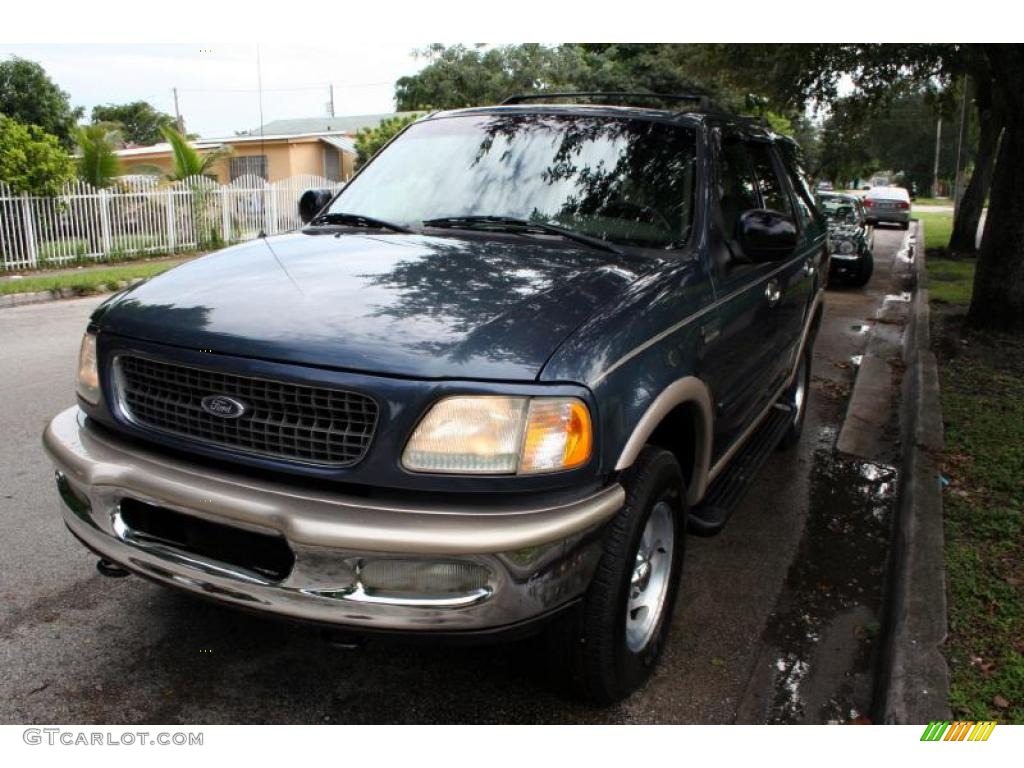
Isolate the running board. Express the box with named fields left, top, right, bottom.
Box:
left=688, top=403, right=794, bottom=537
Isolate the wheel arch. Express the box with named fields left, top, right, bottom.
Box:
left=614, top=376, right=713, bottom=507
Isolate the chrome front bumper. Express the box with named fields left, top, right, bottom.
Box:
left=43, top=407, right=624, bottom=632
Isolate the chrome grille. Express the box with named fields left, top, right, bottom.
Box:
left=115, top=356, right=378, bottom=467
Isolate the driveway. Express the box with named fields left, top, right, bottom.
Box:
left=0, top=228, right=907, bottom=724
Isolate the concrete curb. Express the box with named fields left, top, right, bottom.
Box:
left=876, top=219, right=952, bottom=723
left=0, top=278, right=144, bottom=310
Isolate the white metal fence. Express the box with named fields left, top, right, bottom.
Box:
left=0, top=174, right=344, bottom=271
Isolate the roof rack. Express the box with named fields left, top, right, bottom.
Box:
left=500, top=91, right=714, bottom=112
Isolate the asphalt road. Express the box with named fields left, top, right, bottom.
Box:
left=0, top=227, right=907, bottom=724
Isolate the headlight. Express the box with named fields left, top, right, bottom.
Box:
left=76, top=331, right=100, bottom=405
left=837, top=239, right=855, bottom=255
left=402, top=396, right=592, bottom=475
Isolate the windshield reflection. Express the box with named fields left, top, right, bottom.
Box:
left=329, top=113, right=698, bottom=249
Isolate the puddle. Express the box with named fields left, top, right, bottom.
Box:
left=849, top=324, right=872, bottom=335
left=758, top=450, right=897, bottom=723
left=850, top=355, right=864, bottom=367
left=815, top=425, right=838, bottom=448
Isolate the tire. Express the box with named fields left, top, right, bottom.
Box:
left=547, top=446, right=686, bottom=704
left=777, top=345, right=811, bottom=450
left=847, top=250, right=874, bottom=288
left=899, top=221, right=910, bottom=230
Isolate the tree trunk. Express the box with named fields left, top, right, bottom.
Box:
left=965, top=46, right=1024, bottom=332
left=948, top=80, right=1000, bottom=254
left=965, top=117, right=1024, bottom=331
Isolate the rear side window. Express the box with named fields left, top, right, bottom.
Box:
left=717, top=137, right=759, bottom=238
left=747, top=143, right=793, bottom=216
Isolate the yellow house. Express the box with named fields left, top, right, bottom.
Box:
left=115, top=130, right=357, bottom=183
left=115, top=113, right=420, bottom=184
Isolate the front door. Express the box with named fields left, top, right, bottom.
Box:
left=745, top=140, right=813, bottom=389
left=702, top=131, right=786, bottom=462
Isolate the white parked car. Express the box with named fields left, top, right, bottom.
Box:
left=863, top=186, right=911, bottom=229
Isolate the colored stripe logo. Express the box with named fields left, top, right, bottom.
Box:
left=920, top=721, right=996, bottom=741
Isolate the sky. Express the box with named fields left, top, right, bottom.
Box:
left=0, top=44, right=428, bottom=138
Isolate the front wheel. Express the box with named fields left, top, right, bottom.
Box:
left=547, top=446, right=686, bottom=704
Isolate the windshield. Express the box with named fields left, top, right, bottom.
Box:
left=821, top=199, right=859, bottom=224
left=327, top=113, right=698, bottom=249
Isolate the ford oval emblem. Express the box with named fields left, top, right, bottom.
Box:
left=201, top=395, right=248, bottom=419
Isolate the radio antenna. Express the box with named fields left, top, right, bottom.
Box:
left=256, top=44, right=267, bottom=238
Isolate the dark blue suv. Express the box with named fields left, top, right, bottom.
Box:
left=44, top=94, right=827, bottom=703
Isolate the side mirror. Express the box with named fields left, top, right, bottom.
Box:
left=736, top=209, right=797, bottom=262
left=298, top=189, right=335, bottom=224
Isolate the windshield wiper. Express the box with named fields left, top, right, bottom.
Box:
left=422, top=215, right=622, bottom=255
left=309, top=211, right=411, bottom=234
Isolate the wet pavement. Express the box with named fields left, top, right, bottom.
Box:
left=0, top=228, right=908, bottom=724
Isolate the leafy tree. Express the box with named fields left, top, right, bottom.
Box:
left=157, top=126, right=230, bottom=248
left=870, top=90, right=966, bottom=195
left=354, top=113, right=422, bottom=169
left=0, top=113, right=75, bottom=195
left=396, top=44, right=765, bottom=114
left=775, top=85, right=964, bottom=192
left=91, top=101, right=176, bottom=147
left=0, top=56, right=82, bottom=148
left=74, top=123, right=123, bottom=188
left=395, top=44, right=593, bottom=110
left=816, top=102, right=873, bottom=186
left=789, top=115, right=822, bottom=174
left=160, top=126, right=230, bottom=181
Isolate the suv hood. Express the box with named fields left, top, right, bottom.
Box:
left=95, top=231, right=652, bottom=380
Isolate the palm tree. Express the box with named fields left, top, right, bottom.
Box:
left=75, top=123, right=122, bottom=188
left=160, top=126, right=232, bottom=249
left=160, top=126, right=231, bottom=181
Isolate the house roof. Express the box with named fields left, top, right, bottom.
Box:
left=116, top=140, right=222, bottom=158
left=248, top=112, right=421, bottom=136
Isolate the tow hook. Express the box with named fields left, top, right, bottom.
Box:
left=96, top=558, right=131, bottom=578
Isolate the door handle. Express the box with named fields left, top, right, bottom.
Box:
left=765, top=279, right=782, bottom=307
left=803, top=257, right=816, bottom=277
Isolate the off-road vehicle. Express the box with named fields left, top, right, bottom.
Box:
left=44, top=93, right=827, bottom=703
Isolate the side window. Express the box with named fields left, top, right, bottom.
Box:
left=747, top=143, right=793, bottom=217
left=717, top=136, right=759, bottom=239
left=777, top=142, right=821, bottom=230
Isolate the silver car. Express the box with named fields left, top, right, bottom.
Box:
left=863, top=186, right=911, bottom=229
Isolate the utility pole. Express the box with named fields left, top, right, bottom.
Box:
left=328, top=84, right=335, bottom=117
left=172, top=87, right=184, bottom=133
left=932, top=117, right=942, bottom=198
left=952, top=74, right=969, bottom=216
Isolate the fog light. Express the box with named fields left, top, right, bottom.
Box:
left=359, top=559, right=489, bottom=596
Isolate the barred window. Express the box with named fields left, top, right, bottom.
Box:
left=230, top=155, right=268, bottom=181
